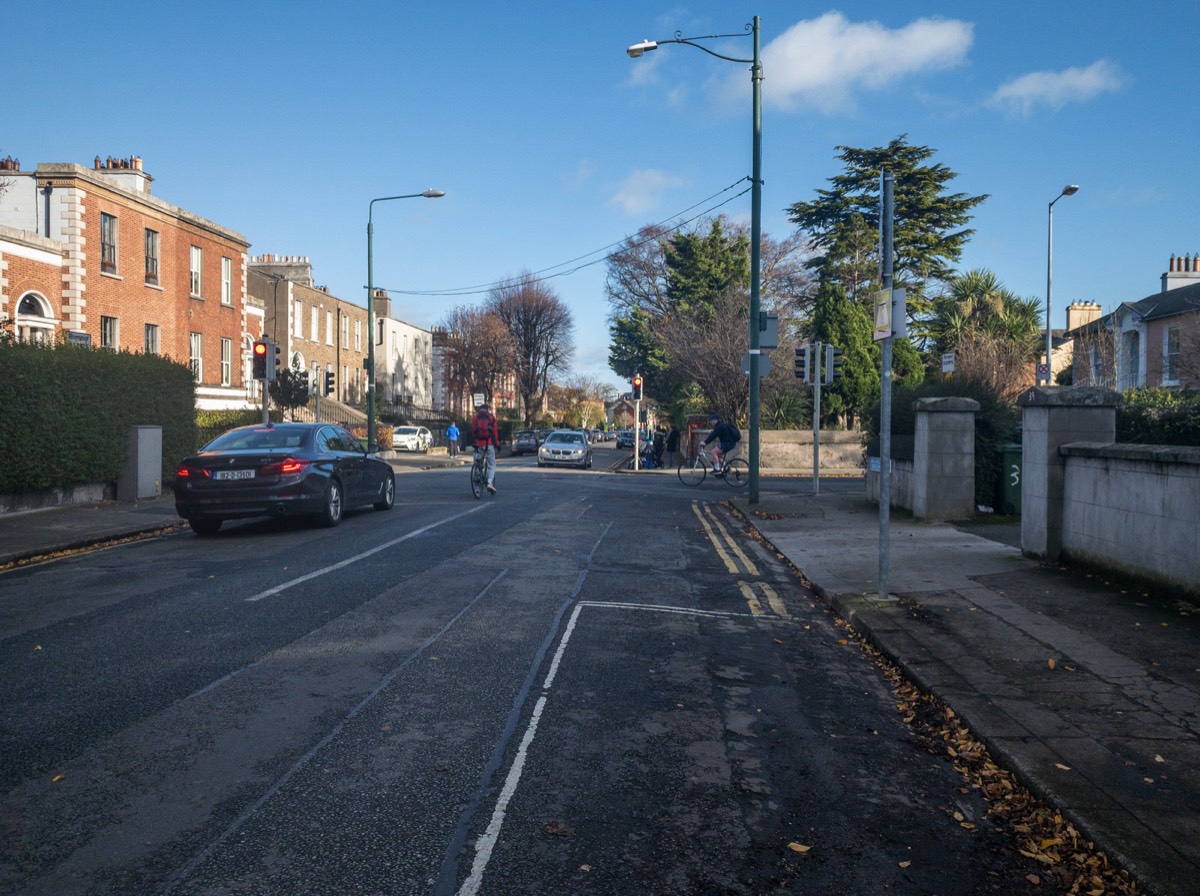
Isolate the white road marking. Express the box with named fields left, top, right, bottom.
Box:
left=246, top=505, right=489, bottom=601
left=455, top=598, right=788, bottom=896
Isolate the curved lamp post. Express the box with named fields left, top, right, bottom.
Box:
left=627, top=17, right=764, bottom=503
left=367, top=189, right=444, bottom=450
left=1044, top=184, right=1079, bottom=385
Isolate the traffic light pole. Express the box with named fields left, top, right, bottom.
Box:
left=811, top=340, right=822, bottom=495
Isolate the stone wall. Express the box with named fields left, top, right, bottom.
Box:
left=1059, top=443, right=1200, bottom=593
left=757, top=429, right=863, bottom=471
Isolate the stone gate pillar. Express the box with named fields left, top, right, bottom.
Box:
left=913, top=397, right=979, bottom=520
left=1018, top=386, right=1118, bottom=560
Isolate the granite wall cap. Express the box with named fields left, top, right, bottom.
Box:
left=912, top=396, right=980, bottom=413
left=1018, top=385, right=1120, bottom=408
left=1060, top=441, right=1200, bottom=466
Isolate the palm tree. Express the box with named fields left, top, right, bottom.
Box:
left=930, top=269, right=1045, bottom=399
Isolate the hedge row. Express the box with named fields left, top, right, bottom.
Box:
left=1117, top=388, right=1200, bottom=446
left=0, top=342, right=197, bottom=494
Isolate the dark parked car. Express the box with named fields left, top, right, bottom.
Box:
left=511, top=430, right=539, bottom=456
left=615, top=430, right=635, bottom=450
left=174, top=422, right=395, bottom=536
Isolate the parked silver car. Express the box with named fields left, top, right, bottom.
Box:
left=537, top=430, right=593, bottom=469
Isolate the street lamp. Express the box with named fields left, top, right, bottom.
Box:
left=366, top=189, right=444, bottom=450
left=1044, top=184, right=1079, bottom=385
left=627, top=16, right=764, bottom=503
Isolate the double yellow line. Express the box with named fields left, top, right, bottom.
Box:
left=691, top=502, right=789, bottom=618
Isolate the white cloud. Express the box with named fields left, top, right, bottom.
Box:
left=755, top=12, right=973, bottom=113
left=609, top=168, right=685, bottom=216
left=989, top=59, right=1125, bottom=114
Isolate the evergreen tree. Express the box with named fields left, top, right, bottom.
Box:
left=809, top=282, right=877, bottom=428
left=269, top=355, right=311, bottom=421
left=663, top=218, right=749, bottom=322
left=787, top=135, right=988, bottom=333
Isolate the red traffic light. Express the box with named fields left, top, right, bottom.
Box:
left=253, top=342, right=267, bottom=357
left=632, top=375, right=642, bottom=387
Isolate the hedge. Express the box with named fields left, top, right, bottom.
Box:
left=0, top=341, right=196, bottom=494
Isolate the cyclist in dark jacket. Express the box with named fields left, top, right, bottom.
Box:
left=703, top=413, right=741, bottom=474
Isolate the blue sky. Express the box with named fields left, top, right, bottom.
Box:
left=7, top=1, right=1197, bottom=389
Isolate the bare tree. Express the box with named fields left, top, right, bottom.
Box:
left=551, top=374, right=610, bottom=428
left=655, top=286, right=749, bottom=423
left=604, top=224, right=673, bottom=320
left=438, top=305, right=516, bottom=406
left=487, top=272, right=574, bottom=427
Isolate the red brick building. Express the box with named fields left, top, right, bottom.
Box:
left=0, top=157, right=254, bottom=409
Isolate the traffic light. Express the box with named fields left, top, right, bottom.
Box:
left=794, top=344, right=810, bottom=383
left=632, top=374, right=643, bottom=401
left=270, top=343, right=282, bottom=382
left=252, top=340, right=268, bottom=380
left=324, top=370, right=335, bottom=397
left=824, top=345, right=844, bottom=385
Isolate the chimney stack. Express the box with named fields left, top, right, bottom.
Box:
left=1163, top=253, right=1200, bottom=292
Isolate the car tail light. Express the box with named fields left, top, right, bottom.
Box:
left=261, top=458, right=309, bottom=476
left=176, top=464, right=209, bottom=479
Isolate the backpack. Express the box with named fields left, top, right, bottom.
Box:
left=473, top=415, right=494, bottom=445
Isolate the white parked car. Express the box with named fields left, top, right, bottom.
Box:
left=392, top=425, right=432, bottom=452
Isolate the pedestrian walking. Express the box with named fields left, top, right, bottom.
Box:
left=665, top=424, right=680, bottom=468
left=446, top=421, right=459, bottom=458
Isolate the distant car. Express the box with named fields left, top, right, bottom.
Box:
left=615, top=430, right=635, bottom=450
left=174, top=422, right=395, bottom=536
left=392, top=425, right=432, bottom=452
left=511, top=430, right=539, bottom=456
left=538, top=430, right=593, bottom=469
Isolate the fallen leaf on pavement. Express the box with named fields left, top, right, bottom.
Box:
left=787, top=842, right=811, bottom=853
left=546, top=820, right=575, bottom=836
left=1047, top=658, right=1056, bottom=670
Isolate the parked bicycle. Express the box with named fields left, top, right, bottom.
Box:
left=677, top=443, right=748, bottom=488
left=470, top=448, right=490, bottom=498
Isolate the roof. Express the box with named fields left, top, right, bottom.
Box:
left=1068, top=280, right=1200, bottom=334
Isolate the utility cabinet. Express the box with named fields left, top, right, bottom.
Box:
left=118, top=425, right=162, bottom=502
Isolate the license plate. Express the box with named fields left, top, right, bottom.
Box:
left=213, top=469, right=255, bottom=481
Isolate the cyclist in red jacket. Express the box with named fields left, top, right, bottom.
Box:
left=472, top=404, right=500, bottom=494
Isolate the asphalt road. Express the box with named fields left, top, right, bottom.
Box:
left=0, top=447, right=1045, bottom=895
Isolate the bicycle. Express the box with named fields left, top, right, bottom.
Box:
left=470, top=448, right=489, bottom=498
left=677, top=443, right=748, bottom=488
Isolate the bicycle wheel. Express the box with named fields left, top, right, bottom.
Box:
left=723, top=458, right=749, bottom=488
left=470, top=459, right=485, bottom=498
left=677, top=455, right=707, bottom=486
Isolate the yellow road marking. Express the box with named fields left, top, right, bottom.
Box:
left=760, top=582, right=789, bottom=618
left=694, top=502, right=759, bottom=576
left=738, top=581, right=765, bottom=615
left=692, top=502, right=739, bottom=574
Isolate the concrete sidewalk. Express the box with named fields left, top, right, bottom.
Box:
left=733, top=477, right=1199, bottom=896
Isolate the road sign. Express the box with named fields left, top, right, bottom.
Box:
left=742, top=353, right=771, bottom=377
